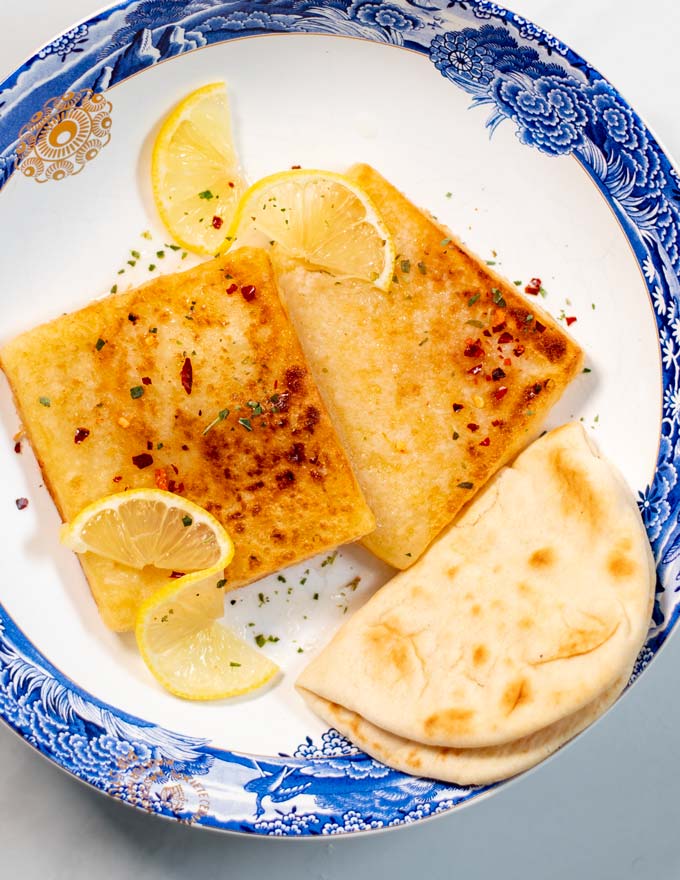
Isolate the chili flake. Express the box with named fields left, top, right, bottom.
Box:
left=154, top=468, right=168, bottom=490
left=467, top=364, right=483, bottom=376
left=15, top=497, right=29, bottom=510
left=491, top=367, right=506, bottom=381
left=74, top=427, right=90, bottom=444
left=464, top=340, right=484, bottom=358
left=467, top=423, right=479, bottom=432
left=494, top=386, right=508, bottom=401
left=453, top=403, right=464, bottom=412
left=525, top=278, right=542, bottom=295
left=132, top=452, right=153, bottom=469
left=181, top=357, right=193, bottom=395
left=212, top=215, right=223, bottom=229
left=112, top=475, right=122, bottom=483
left=13, top=441, right=21, bottom=454
left=479, top=437, right=490, bottom=447
left=534, top=321, right=546, bottom=333
left=498, top=331, right=513, bottom=345
left=241, top=285, right=257, bottom=301
left=513, top=344, right=526, bottom=357
left=565, top=316, right=577, bottom=326
left=141, top=376, right=152, bottom=386
left=226, top=283, right=238, bottom=294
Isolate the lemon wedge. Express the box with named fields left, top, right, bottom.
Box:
left=225, top=169, right=395, bottom=290
left=60, top=489, right=234, bottom=572
left=135, top=566, right=279, bottom=700
left=151, top=82, right=246, bottom=255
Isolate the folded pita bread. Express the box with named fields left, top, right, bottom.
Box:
left=301, top=666, right=631, bottom=786
left=297, top=423, right=654, bottom=781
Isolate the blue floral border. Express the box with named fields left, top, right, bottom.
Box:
left=1, top=0, right=679, bottom=836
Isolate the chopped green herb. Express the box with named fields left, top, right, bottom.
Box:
left=526, top=410, right=535, bottom=416
left=216, top=579, right=227, bottom=589
left=486, top=260, right=496, bottom=266
left=130, top=250, right=141, bottom=259
left=198, top=190, right=214, bottom=200
left=441, top=238, right=451, bottom=246
left=258, top=592, right=267, bottom=606
left=321, top=551, right=338, bottom=567
left=457, top=481, right=474, bottom=489
left=182, top=515, right=192, bottom=527
left=202, top=408, right=230, bottom=435
left=149, top=327, right=157, bottom=334
left=130, top=385, right=144, bottom=399
left=417, top=261, right=427, bottom=275
left=254, top=634, right=266, bottom=648
left=95, top=338, right=106, bottom=351
left=117, top=269, right=125, bottom=275
left=452, top=431, right=460, bottom=440
left=539, top=287, right=548, bottom=298
left=141, top=231, right=152, bottom=240
left=492, top=288, right=506, bottom=308
left=591, top=303, right=596, bottom=310
left=392, top=274, right=399, bottom=284
left=166, top=243, right=181, bottom=251
left=156, top=442, right=164, bottom=449
left=347, top=576, right=361, bottom=591
left=582, top=367, right=592, bottom=374
left=313, top=592, right=319, bottom=600
left=277, top=575, right=287, bottom=583
left=468, top=293, right=480, bottom=306
left=238, top=417, right=253, bottom=432
left=405, top=552, right=412, bottom=557
left=418, top=336, right=429, bottom=346
left=297, top=647, right=304, bottom=654
left=594, top=414, right=599, bottom=423
left=229, top=661, right=241, bottom=667
left=181, top=252, right=188, bottom=259
left=148, top=264, right=156, bottom=272
left=465, top=319, right=484, bottom=328
left=247, top=400, right=264, bottom=416
left=525, top=314, right=534, bottom=323
left=156, top=250, right=165, bottom=259
left=39, top=396, right=51, bottom=407
left=110, top=284, right=117, bottom=294
left=127, top=260, right=137, bottom=267
left=445, top=192, right=452, bottom=198
left=514, top=280, right=522, bottom=286
left=400, top=259, right=410, bottom=274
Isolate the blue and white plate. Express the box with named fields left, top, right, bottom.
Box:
left=0, top=0, right=677, bottom=837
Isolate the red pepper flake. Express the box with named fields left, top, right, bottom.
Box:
left=181, top=444, right=189, bottom=451
left=504, top=357, right=512, bottom=366
left=491, top=419, right=503, bottom=427
left=483, top=329, right=492, bottom=338
left=291, top=164, right=301, bottom=169
left=565, top=316, right=577, bottom=326
left=146, top=440, right=153, bottom=451
left=141, top=376, right=152, bottom=386
left=169, top=571, right=185, bottom=579
left=479, top=437, right=490, bottom=447
left=112, top=475, right=122, bottom=483
left=181, top=357, right=193, bottom=395
left=467, top=364, right=483, bottom=376
left=492, top=321, right=506, bottom=334
left=211, top=215, right=223, bottom=229
left=154, top=467, right=169, bottom=490
left=491, top=367, right=506, bottom=381
left=132, top=452, right=153, bottom=469
left=464, top=339, right=484, bottom=358
left=494, top=386, right=508, bottom=401
left=514, top=344, right=525, bottom=357
left=452, top=403, right=464, bottom=412
left=226, top=283, right=238, bottom=295
left=534, top=320, right=546, bottom=333
left=467, top=422, right=480, bottom=432
left=498, top=331, right=514, bottom=345
left=228, top=181, right=235, bottom=188
left=525, top=277, right=542, bottom=295
left=13, top=441, right=21, bottom=454
left=241, top=285, right=257, bottom=302
left=74, top=427, right=90, bottom=444
left=15, top=497, right=29, bottom=510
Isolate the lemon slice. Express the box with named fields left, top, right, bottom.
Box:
left=225, top=169, right=395, bottom=290
left=135, top=566, right=279, bottom=700
left=60, top=489, right=234, bottom=572
left=151, top=82, right=246, bottom=255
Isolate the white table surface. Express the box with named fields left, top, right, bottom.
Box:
left=2, top=2, right=680, bottom=877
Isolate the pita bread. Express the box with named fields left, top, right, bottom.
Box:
left=300, top=664, right=632, bottom=786
left=297, top=424, right=654, bottom=756
left=274, top=164, right=583, bottom=569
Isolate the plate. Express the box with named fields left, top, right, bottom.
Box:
left=0, top=0, right=677, bottom=837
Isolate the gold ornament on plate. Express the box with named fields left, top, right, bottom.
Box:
left=16, top=89, right=112, bottom=183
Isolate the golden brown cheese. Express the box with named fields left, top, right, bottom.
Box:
left=275, top=164, right=584, bottom=568
left=1, top=248, right=374, bottom=630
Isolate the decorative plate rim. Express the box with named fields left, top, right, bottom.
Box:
left=1, top=0, right=678, bottom=837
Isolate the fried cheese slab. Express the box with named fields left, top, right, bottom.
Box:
left=275, top=165, right=583, bottom=569
left=1, top=249, right=374, bottom=630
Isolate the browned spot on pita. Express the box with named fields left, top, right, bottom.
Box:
left=607, top=551, right=636, bottom=579
left=424, top=707, right=474, bottom=738
left=550, top=448, right=602, bottom=527
left=446, top=566, right=459, bottom=579
left=366, top=621, right=413, bottom=677
left=471, top=604, right=482, bottom=618
left=518, top=616, right=534, bottom=630
left=516, top=582, right=534, bottom=598
left=472, top=644, right=489, bottom=666
left=529, top=547, right=555, bottom=568
left=406, top=749, right=422, bottom=770
left=501, top=678, right=532, bottom=715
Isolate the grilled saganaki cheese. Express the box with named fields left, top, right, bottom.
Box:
left=274, top=164, right=584, bottom=569
left=1, top=248, right=374, bottom=630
